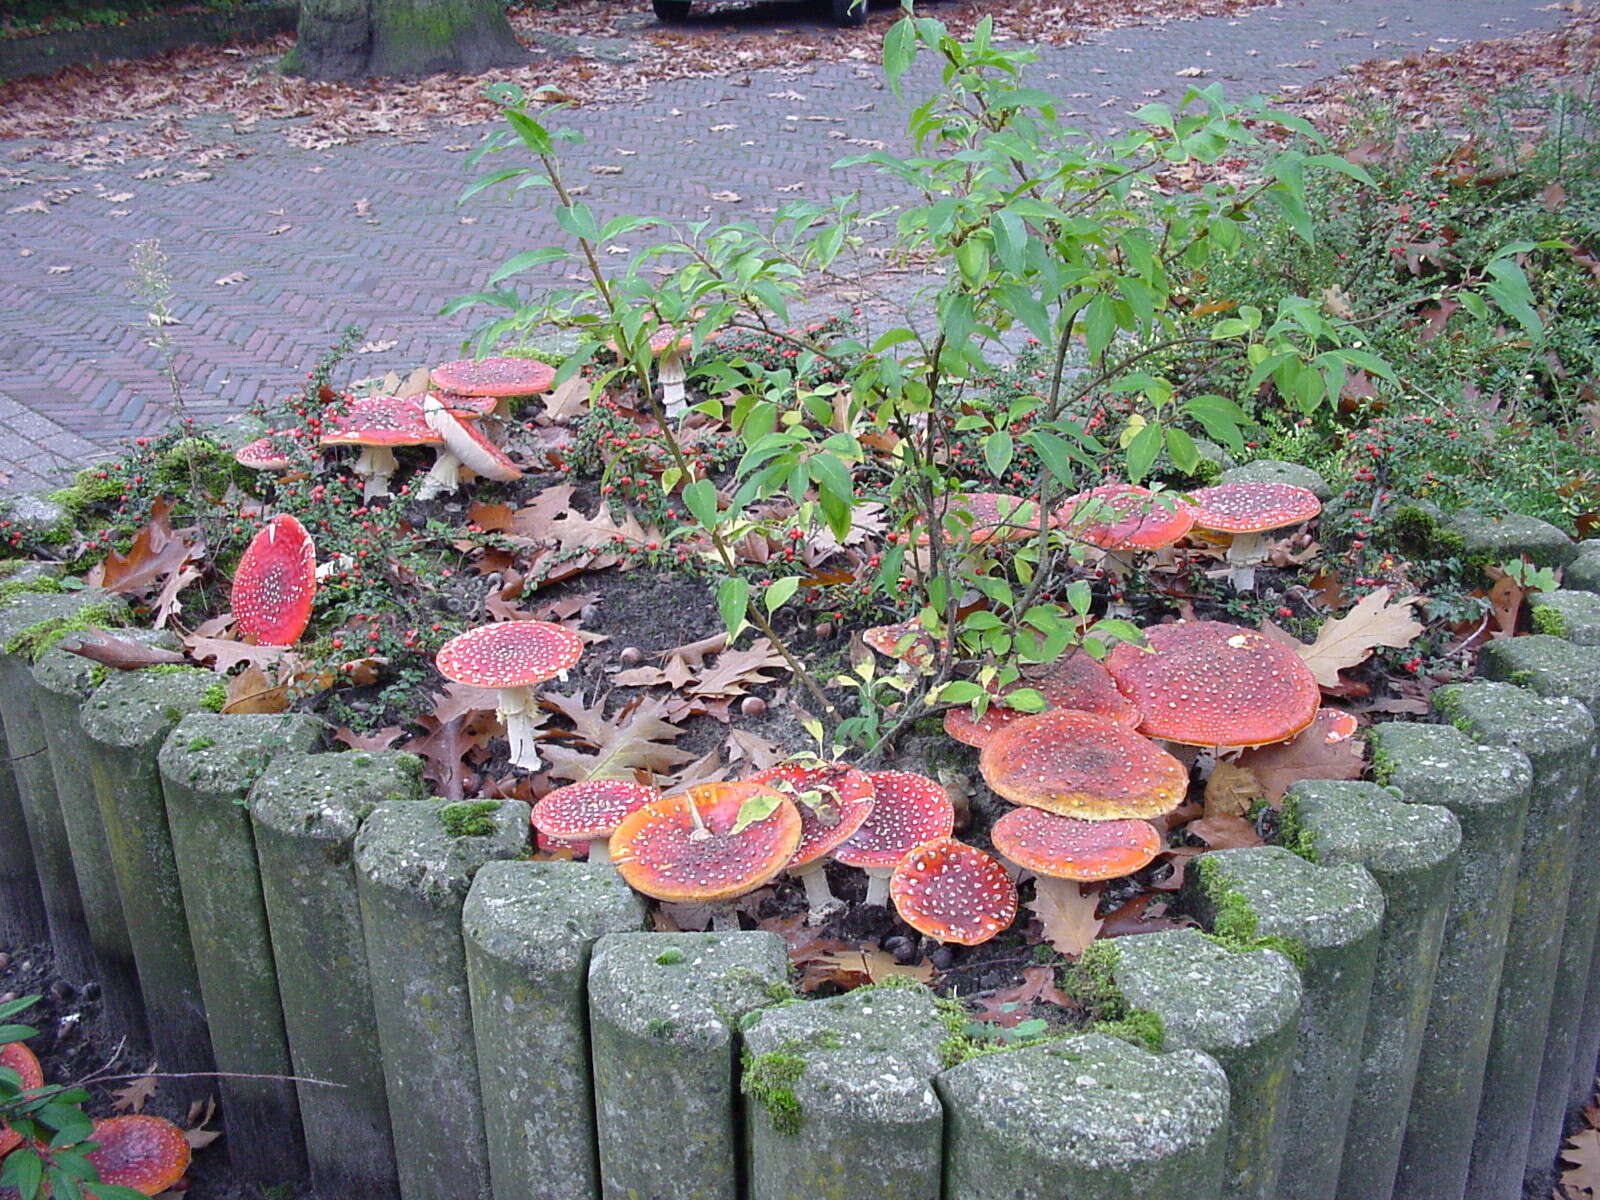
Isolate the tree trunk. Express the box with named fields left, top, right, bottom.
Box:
left=285, top=0, right=526, bottom=81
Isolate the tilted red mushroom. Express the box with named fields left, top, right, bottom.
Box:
left=435, top=621, right=584, bottom=771
left=531, top=778, right=658, bottom=864
left=0, top=1042, right=43, bottom=1158
left=320, top=394, right=442, bottom=500
left=917, top=492, right=1044, bottom=549
left=835, top=770, right=955, bottom=906
left=749, top=760, right=875, bottom=920
left=611, top=780, right=802, bottom=909
left=943, top=651, right=1142, bottom=747
left=1186, top=482, right=1321, bottom=590
left=418, top=394, right=525, bottom=500
left=979, top=709, right=1188, bottom=821
left=431, top=356, right=556, bottom=420
left=1104, top=620, right=1320, bottom=750
left=232, top=514, right=317, bottom=646
left=889, top=837, right=1018, bottom=946
left=991, top=807, right=1162, bottom=882
left=1055, top=483, right=1193, bottom=615
left=84, top=1115, right=192, bottom=1196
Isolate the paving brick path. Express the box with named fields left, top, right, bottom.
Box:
left=0, top=0, right=1568, bottom=493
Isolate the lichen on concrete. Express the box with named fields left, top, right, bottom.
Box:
left=250, top=749, right=423, bottom=850
left=1286, top=780, right=1459, bottom=877
left=1481, top=636, right=1600, bottom=709
left=353, top=797, right=530, bottom=905
left=1442, top=508, right=1577, bottom=568
left=78, top=666, right=217, bottom=748
left=1568, top=543, right=1600, bottom=594
left=158, top=712, right=322, bottom=794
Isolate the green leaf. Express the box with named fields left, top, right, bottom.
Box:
left=1124, top=420, right=1163, bottom=483
left=1003, top=688, right=1046, bottom=713
left=486, top=248, right=567, bottom=285
left=935, top=681, right=986, bottom=705
left=1164, top=427, right=1199, bottom=473
left=0, top=1149, right=43, bottom=1199
left=765, top=576, right=801, bottom=614
left=883, top=17, right=917, bottom=92
left=682, top=479, right=721, bottom=529
left=717, top=576, right=750, bottom=640
left=983, top=430, right=1014, bottom=478
left=554, top=202, right=600, bottom=242
left=1484, top=257, right=1543, bottom=338
left=731, top=792, right=784, bottom=834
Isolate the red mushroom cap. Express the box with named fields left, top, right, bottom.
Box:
left=917, top=492, right=1044, bottom=547
left=748, top=761, right=876, bottom=869
left=435, top=620, right=583, bottom=690
left=834, top=771, right=955, bottom=870
left=0, top=1042, right=43, bottom=1158
left=430, top=357, right=555, bottom=398
left=1187, top=482, right=1321, bottom=535
left=232, top=514, right=317, bottom=646
left=1055, top=483, right=1194, bottom=552
left=84, top=1115, right=192, bottom=1196
left=320, top=394, right=441, bottom=447
left=1320, top=708, right=1360, bottom=744
left=1104, top=621, right=1321, bottom=748
left=430, top=390, right=498, bottom=419
left=991, top=808, right=1162, bottom=881
left=889, top=837, right=1018, bottom=946
left=979, top=710, right=1188, bottom=820
left=943, top=652, right=1142, bottom=747
left=233, top=435, right=295, bottom=471
left=861, top=622, right=940, bottom=671
left=611, top=780, right=802, bottom=902
left=531, top=778, right=658, bottom=841
left=423, top=395, right=524, bottom=482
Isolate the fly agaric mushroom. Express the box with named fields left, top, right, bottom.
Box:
left=430, top=356, right=556, bottom=419
left=0, top=1042, right=43, bottom=1157
left=234, top=434, right=296, bottom=474
left=1104, top=620, right=1320, bottom=751
left=861, top=622, right=941, bottom=674
left=917, top=492, right=1044, bottom=548
left=83, top=1115, right=192, bottom=1196
left=531, top=778, right=658, bottom=863
left=979, top=709, right=1188, bottom=821
left=1056, top=483, right=1193, bottom=615
left=1186, top=482, right=1322, bottom=590
left=610, top=326, right=701, bottom=419
left=943, top=651, right=1141, bottom=747
left=434, top=620, right=584, bottom=771
left=1321, top=709, right=1359, bottom=744
left=749, top=760, right=876, bottom=920
left=611, top=780, right=802, bottom=916
left=991, top=807, right=1162, bottom=882
left=418, top=394, right=524, bottom=500
left=835, top=770, right=955, bottom=906
left=233, top=514, right=317, bottom=646
left=889, top=837, right=1018, bottom=946
left=320, top=394, right=442, bottom=501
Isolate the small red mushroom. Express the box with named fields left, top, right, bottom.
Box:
left=1187, top=482, right=1321, bottom=590
left=84, top=1115, right=192, bottom=1196
left=749, top=761, right=875, bottom=920
left=233, top=434, right=295, bottom=474
left=978, top=709, right=1188, bottom=821
left=531, top=778, right=659, bottom=864
left=1055, top=483, right=1193, bottom=616
left=917, top=493, right=1044, bottom=549
left=991, top=807, right=1162, bottom=882
left=835, top=770, right=955, bottom=906
left=320, top=394, right=442, bottom=500
left=889, top=837, right=1018, bottom=946
left=435, top=621, right=583, bottom=771
left=431, top=356, right=556, bottom=419
left=860, top=622, right=941, bottom=674
left=232, top=514, right=317, bottom=646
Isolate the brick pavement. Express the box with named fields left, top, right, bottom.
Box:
left=0, top=0, right=1570, bottom=494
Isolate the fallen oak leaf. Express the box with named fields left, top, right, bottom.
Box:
left=1186, top=814, right=1263, bottom=850
left=63, top=631, right=188, bottom=669
left=539, top=692, right=698, bottom=783
left=803, top=947, right=934, bottom=991
left=110, top=1068, right=159, bottom=1114
left=1230, top=709, right=1366, bottom=803
left=1294, top=587, right=1425, bottom=688
left=972, top=964, right=1076, bottom=1026
left=1026, top=876, right=1102, bottom=958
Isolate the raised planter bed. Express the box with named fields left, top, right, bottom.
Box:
left=0, top=2, right=295, bottom=80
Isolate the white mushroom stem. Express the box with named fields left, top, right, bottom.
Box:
left=497, top=685, right=544, bottom=771
left=353, top=446, right=399, bottom=502
left=657, top=350, right=687, bottom=417
left=586, top=837, right=613, bottom=865
left=794, top=862, right=843, bottom=922
left=1224, top=532, right=1270, bottom=591
left=863, top=867, right=893, bottom=908
left=417, top=448, right=462, bottom=501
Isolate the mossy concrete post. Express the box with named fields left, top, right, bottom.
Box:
left=1283, top=780, right=1461, bottom=1200
left=462, top=861, right=647, bottom=1200
left=0, top=755, right=45, bottom=949
left=1443, top=509, right=1578, bottom=569
left=0, top=591, right=120, bottom=981
left=938, top=1032, right=1230, bottom=1198
left=1530, top=590, right=1600, bottom=646
left=1112, top=928, right=1302, bottom=1200
left=741, top=984, right=947, bottom=1200
left=587, top=930, right=788, bottom=1200
left=1185, top=846, right=1384, bottom=1200
left=354, top=798, right=529, bottom=1200
left=78, top=667, right=221, bottom=1103
left=1432, top=680, right=1594, bottom=1200
left=158, top=712, right=321, bottom=1183
left=30, top=632, right=177, bottom=1043
left=1567, top=543, right=1600, bottom=594
left=1479, top=637, right=1600, bottom=1179
left=251, top=750, right=424, bottom=1200
left=1368, top=723, right=1532, bottom=1200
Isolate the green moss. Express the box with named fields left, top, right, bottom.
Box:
left=4, top=601, right=124, bottom=661
left=49, top=470, right=123, bottom=523
left=741, top=1046, right=806, bottom=1135
left=1276, top=793, right=1320, bottom=864
left=439, top=799, right=499, bottom=838
left=1369, top=739, right=1396, bottom=786
left=0, top=576, right=65, bottom=601
left=1055, top=941, right=1164, bottom=1050
left=645, top=1017, right=677, bottom=1038
left=1196, top=857, right=1309, bottom=970
left=1531, top=605, right=1569, bottom=638
left=656, top=947, right=686, bottom=966
left=1091, top=1008, right=1165, bottom=1052
left=186, top=735, right=217, bottom=752
left=88, top=663, right=110, bottom=689
left=153, top=437, right=236, bottom=496
left=1388, top=504, right=1466, bottom=559
left=200, top=682, right=227, bottom=712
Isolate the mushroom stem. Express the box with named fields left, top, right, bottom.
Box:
left=354, top=446, right=399, bottom=501
left=863, top=868, right=892, bottom=908
left=417, top=449, right=462, bottom=500
left=497, top=685, right=544, bottom=771
left=587, top=837, right=613, bottom=865
left=685, top=792, right=712, bottom=842
left=795, top=862, right=842, bottom=922
left=1224, top=532, right=1269, bottom=590
left=658, top=351, right=687, bottom=417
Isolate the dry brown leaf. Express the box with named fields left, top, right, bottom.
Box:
left=540, top=375, right=590, bottom=424
left=1026, top=876, right=1102, bottom=957
left=1562, top=1126, right=1600, bottom=1197
left=63, top=631, right=187, bottom=670
left=690, top=639, right=789, bottom=699
left=972, top=964, right=1077, bottom=1025
left=1186, top=813, right=1264, bottom=850
left=110, top=1070, right=158, bottom=1114
left=540, top=693, right=697, bottom=783
left=806, top=948, right=934, bottom=988
left=1231, top=709, right=1366, bottom=803
left=1203, top=760, right=1262, bottom=818
left=1296, top=587, right=1424, bottom=687
left=222, top=664, right=289, bottom=714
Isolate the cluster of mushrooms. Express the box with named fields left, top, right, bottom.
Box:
left=0, top=1041, right=191, bottom=1196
